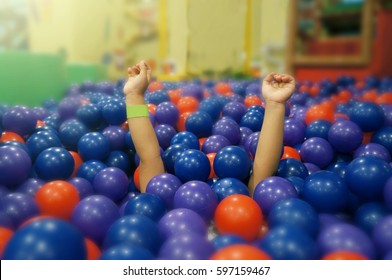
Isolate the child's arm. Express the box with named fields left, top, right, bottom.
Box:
left=123, top=61, right=165, bottom=192
left=249, top=72, right=296, bottom=195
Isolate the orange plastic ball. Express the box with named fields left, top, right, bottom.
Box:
left=147, top=104, right=157, bottom=115
left=322, top=250, right=368, bottom=260
left=0, top=131, right=25, bottom=144
left=244, top=96, right=262, bottom=108
left=214, top=82, right=232, bottom=95
left=69, top=151, right=83, bottom=178
left=210, top=244, right=271, bottom=260
left=376, top=92, right=392, bottom=105
left=214, top=194, right=264, bottom=242
left=177, top=96, right=199, bottom=114
left=206, top=153, right=217, bottom=179
left=305, top=104, right=335, bottom=125
left=148, top=81, right=164, bottom=92
left=133, top=165, right=141, bottom=191
left=35, top=180, right=80, bottom=220
left=85, top=238, right=101, bottom=260
left=281, top=146, right=301, bottom=161
left=176, top=112, right=191, bottom=132
left=0, top=227, right=13, bottom=258
left=168, top=89, right=181, bottom=105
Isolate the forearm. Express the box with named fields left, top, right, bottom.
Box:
left=249, top=101, right=285, bottom=194
left=126, top=94, right=164, bottom=191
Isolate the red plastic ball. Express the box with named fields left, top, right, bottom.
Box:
left=69, top=151, right=83, bottom=178
left=322, top=250, right=368, bottom=260
left=214, top=194, right=264, bottom=241
left=35, top=180, right=80, bottom=220
left=210, top=244, right=271, bottom=260
left=244, top=96, right=262, bottom=108
left=177, top=96, right=199, bottom=114
left=281, top=146, right=301, bottom=161
left=0, top=131, right=25, bottom=144
left=0, top=227, right=13, bottom=258
left=85, top=238, right=101, bottom=260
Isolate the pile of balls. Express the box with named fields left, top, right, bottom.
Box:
left=0, top=74, right=391, bottom=260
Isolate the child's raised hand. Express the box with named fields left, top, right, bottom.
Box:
left=123, top=61, right=152, bottom=97
left=262, top=72, right=295, bottom=104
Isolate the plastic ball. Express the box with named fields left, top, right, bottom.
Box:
left=199, top=97, right=223, bottom=121
left=214, top=146, right=251, bottom=181
left=3, top=218, right=86, bottom=259
left=305, top=120, right=332, bottom=140
left=176, top=96, right=199, bottom=114
left=103, top=214, right=161, bottom=254
left=276, top=158, right=309, bottom=179
left=100, top=243, right=154, bottom=260
left=105, top=150, right=132, bottom=174
left=0, top=227, right=13, bottom=258
left=354, top=143, right=391, bottom=162
left=101, top=99, right=126, bottom=125
left=35, top=180, right=80, bottom=220
left=268, top=198, right=319, bottom=237
left=345, top=156, right=392, bottom=201
left=286, top=176, right=305, bottom=197
left=26, top=130, right=63, bottom=159
left=299, top=137, right=334, bottom=168
left=212, top=118, right=241, bottom=145
left=34, top=147, right=74, bottom=180
left=155, top=101, right=179, bottom=127
left=77, top=132, right=111, bottom=161
left=146, top=173, right=182, bottom=209
left=322, top=250, right=367, bottom=260
left=0, top=145, right=32, bottom=186
left=154, top=124, right=177, bottom=150
left=185, top=110, right=213, bottom=138
left=68, top=177, right=94, bottom=200
left=305, top=103, right=335, bottom=125
left=84, top=238, right=101, bottom=260
left=385, top=177, right=392, bottom=211
left=124, top=193, right=166, bottom=222
left=58, top=119, right=88, bottom=151
left=1, top=193, right=39, bottom=227
left=325, top=161, right=348, bottom=178
left=173, top=180, right=218, bottom=222
left=15, top=178, right=45, bottom=197
left=244, top=95, right=262, bottom=107
left=170, top=131, right=199, bottom=150
left=214, top=194, right=263, bottom=242
left=92, top=167, right=128, bottom=202
left=257, top=225, right=319, bottom=260
left=211, top=177, right=250, bottom=202
left=211, top=234, right=247, bottom=251
left=328, top=120, right=363, bottom=153
left=222, top=101, right=247, bottom=123
left=76, top=103, right=104, bottom=130
left=2, top=106, right=37, bottom=137
left=211, top=244, right=271, bottom=260
left=102, top=125, right=127, bottom=150
left=317, top=223, right=376, bottom=259
left=76, top=160, right=107, bottom=183
left=372, top=215, right=392, bottom=257
left=355, top=202, right=389, bottom=234
left=349, top=101, right=385, bottom=132
left=303, top=162, right=321, bottom=175
left=253, top=176, right=298, bottom=215
left=174, top=149, right=211, bottom=182
left=371, top=127, right=392, bottom=155
left=157, top=208, right=207, bottom=240
left=302, top=171, right=349, bottom=213
left=283, top=118, right=306, bottom=147
left=57, top=97, right=82, bottom=120
left=162, top=144, right=188, bottom=174
left=71, top=195, right=120, bottom=245
left=201, top=135, right=231, bottom=154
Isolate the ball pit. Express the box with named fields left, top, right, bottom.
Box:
left=0, top=74, right=391, bottom=260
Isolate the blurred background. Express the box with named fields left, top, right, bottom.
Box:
left=0, top=0, right=391, bottom=106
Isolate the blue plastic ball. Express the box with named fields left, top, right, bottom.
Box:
left=124, top=193, right=166, bottom=222
left=174, top=149, right=210, bottom=182
left=76, top=103, right=104, bottom=129
left=100, top=243, right=154, bottom=260
left=345, top=156, right=392, bottom=201
left=371, top=127, right=392, bottom=155
left=26, top=130, right=62, bottom=159
left=349, top=101, right=385, bottom=132
left=302, top=170, right=349, bottom=213
left=276, top=158, right=309, bottom=179
left=76, top=160, right=107, bottom=183
left=3, top=218, right=86, bottom=260
left=211, top=177, right=250, bottom=202
left=170, top=131, right=199, bottom=150
left=58, top=119, right=89, bottom=151
left=78, top=132, right=111, bottom=161
left=101, top=99, right=126, bottom=125
left=34, top=147, right=74, bottom=180
left=214, top=146, right=251, bottom=181
left=185, top=110, right=213, bottom=138
left=162, top=144, right=188, bottom=174
left=211, top=234, right=247, bottom=251
left=305, top=120, right=332, bottom=140
left=355, top=202, right=389, bottom=234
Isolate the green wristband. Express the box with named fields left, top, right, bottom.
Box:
left=126, top=105, right=149, bottom=119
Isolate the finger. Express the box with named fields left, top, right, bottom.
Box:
left=264, top=72, right=277, bottom=84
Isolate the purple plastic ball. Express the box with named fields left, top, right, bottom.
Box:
left=155, top=101, right=179, bottom=127
left=71, top=194, right=120, bottom=245
left=158, top=233, right=214, bottom=260
left=173, top=180, right=218, bottom=223
left=15, top=178, right=45, bottom=196
left=372, top=215, right=392, bottom=257
left=68, top=177, right=94, bottom=200
left=384, top=177, right=392, bottom=211
left=146, top=173, right=182, bottom=209
left=93, top=167, right=129, bottom=202
left=2, top=106, right=37, bottom=137
left=283, top=118, right=306, bottom=147
left=158, top=208, right=207, bottom=240
left=300, top=137, right=334, bottom=168
left=102, top=125, right=127, bottom=150
left=317, top=223, right=376, bottom=259
left=154, top=124, right=177, bottom=150
left=1, top=193, right=40, bottom=227
left=212, top=118, right=241, bottom=145
left=222, top=101, right=247, bottom=123
left=253, top=176, right=298, bottom=215
left=328, top=120, right=363, bottom=153
left=354, top=143, right=391, bottom=162
left=201, top=135, right=231, bottom=154
left=0, top=145, right=32, bottom=187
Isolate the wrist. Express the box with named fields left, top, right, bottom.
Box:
left=264, top=99, right=287, bottom=108
left=125, top=94, right=145, bottom=105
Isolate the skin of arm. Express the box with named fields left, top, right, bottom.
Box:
left=248, top=72, right=296, bottom=195
left=123, top=61, right=165, bottom=193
